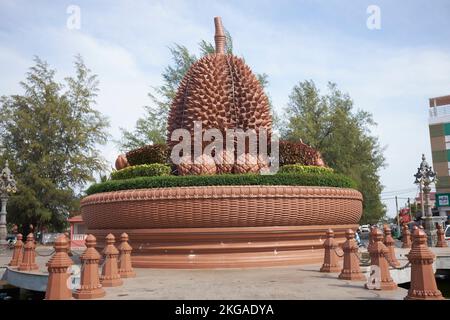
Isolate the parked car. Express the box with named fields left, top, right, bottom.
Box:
left=445, top=225, right=450, bottom=241
left=359, top=225, right=370, bottom=233
left=6, top=234, right=16, bottom=249
left=41, top=232, right=64, bottom=245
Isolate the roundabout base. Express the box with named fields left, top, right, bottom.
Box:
left=89, top=224, right=357, bottom=268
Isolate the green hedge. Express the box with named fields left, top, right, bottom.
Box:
left=111, top=164, right=171, bottom=180
left=279, top=164, right=333, bottom=175
left=86, top=172, right=357, bottom=195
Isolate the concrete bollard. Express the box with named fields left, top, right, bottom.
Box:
left=118, top=233, right=136, bottom=278
left=73, top=235, right=105, bottom=299
left=18, top=233, right=39, bottom=271
left=320, top=229, right=341, bottom=273
left=435, top=224, right=448, bottom=248
left=64, top=232, right=73, bottom=257
left=404, top=228, right=443, bottom=300
left=45, top=235, right=73, bottom=300
left=367, top=226, right=376, bottom=252
left=100, top=233, right=123, bottom=287
left=401, top=225, right=412, bottom=248
left=383, top=225, right=400, bottom=267
left=338, top=229, right=365, bottom=281
left=365, top=227, right=397, bottom=290
left=411, top=225, right=419, bottom=247
left=410, top=225, right=418, bottom=246
left=8, top=233, right=24, bottom=267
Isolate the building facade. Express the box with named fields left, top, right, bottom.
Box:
left=429, top=94, right=450, bottom=222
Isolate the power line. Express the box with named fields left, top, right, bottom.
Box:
left=380, top=187, right=417, bottom=195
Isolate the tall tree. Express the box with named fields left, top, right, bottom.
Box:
left=117, top=33, right=278, bottom=151
left=0, top=55, right=109, bottom=232
left=282, top=80, right=386, bottom=223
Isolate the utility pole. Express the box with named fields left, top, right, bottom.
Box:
left=395, top=195, right=400, bottom=229
left=420, top=183, right=424, bottom=218
left=408, top=197, right=412, bottom=221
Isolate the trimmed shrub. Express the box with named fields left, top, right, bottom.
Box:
left=279, top=164, right=333, bottom=175
left=111, top=164, right=171, bottom=180
left=86, top=172, right=357, bottom=195
left=279, top=140, right=322, bottom=166
left=126, top=144, right=169, bottom=165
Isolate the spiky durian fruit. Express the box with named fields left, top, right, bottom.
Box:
left=167, top=17, right=272, bottom=160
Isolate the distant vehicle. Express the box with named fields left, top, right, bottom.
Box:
left=360, top=225, right=370, bottom=233
left=6, top=234, right=16, bottom=249
left=41, top=232, right=64, bottom=245
left=445, top=225, right=450, bottom=241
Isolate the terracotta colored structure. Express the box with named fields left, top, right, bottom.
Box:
left=320, top=229, right=341, bottom=273
left=18, top=233, right=39, bottom=271
left=338, top=229, right=365, bottom=281
left=45, top=235, right=73, bottom=300
left=8, top=233, right=23, bottom=267
left=435, top=223, right=448, bottom=247
left=115, top=154, right=129, bottom=171
left=401, top=225, right=412, bottom=248
left=80, top=16, right=363, bottom=269
left=82, top=186, right=362, bottom=268
left=73, top=235, right=105, bottom=299
left=411, top=225, right=419, bottom=246
left=383, top=225, right=400, bottom=267
left=404, top=228, right=444, bottom=300
left=118, top=233, right=136, bottom=278
left=167, top=17, right=272, bottom=158
left=100, top=234, right=123, bottom=287
left=365, top=228, right=397, bottom=290
left=68, top=215, right=87, bottom=249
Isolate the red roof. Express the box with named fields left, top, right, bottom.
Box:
left=68, top=215, right=84, bottom=223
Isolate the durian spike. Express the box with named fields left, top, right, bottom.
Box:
left=214, top=17, right=226, bottom=54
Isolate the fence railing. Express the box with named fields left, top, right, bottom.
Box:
left=71, top=234, right=87, bottom=241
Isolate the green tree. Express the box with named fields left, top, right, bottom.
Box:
left=0, top=55, right=109, bottom=233
left=282, top=80, right=386, bottom=224
left=118, top=33, right=278, bottom=151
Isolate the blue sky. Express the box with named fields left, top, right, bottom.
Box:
left=1, top=0, right=450, bottom=217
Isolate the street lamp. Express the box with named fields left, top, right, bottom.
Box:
left=413, top=154, right=437, bottom=246
left=0, top=160, right=17, bottom=248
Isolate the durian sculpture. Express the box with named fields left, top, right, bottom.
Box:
left=167, top=17, right=272, bottom=174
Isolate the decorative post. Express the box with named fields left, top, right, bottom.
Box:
left=338, top=229, right=365, bottom=281
left=100, top=233, right=123, bottom=287
left=73, top=235, right=105, bottom=299
left=414, top=154, right=437, bottom=246
left=320, top=229, right=341, bottom=273
left=383, top=225, right=400, bottom=266
left=18, top=233, right=39, bottom=271
left=8, top=233, right=23, bottom=267
left=118, top=233, right=136, bottom=278
left=401, top=225, right=412, bottom=248
left=436, top=223, right=448, bottom=248
left=367, top=226, right=376, bottom=252
left=365, top=227, right=397, bottom=290
left=45, top=235, right=73, bottom=300
left=404, top=228, right=443, bottom=300
left=0, top=161, right=17, bottom=248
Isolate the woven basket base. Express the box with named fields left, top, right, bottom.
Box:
left=89, top=224, right=357, bottom=269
